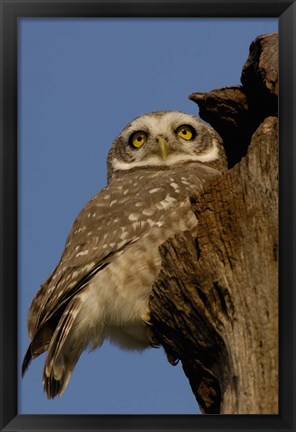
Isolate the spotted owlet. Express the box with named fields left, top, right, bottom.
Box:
left=22, top=110, right=227, bottom=398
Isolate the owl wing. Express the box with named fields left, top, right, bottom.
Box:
left=25, top=186, right=136, bottom=355
left=24, top=173, right=186, bottom=370
left=23, top=167, right=214, bottom=376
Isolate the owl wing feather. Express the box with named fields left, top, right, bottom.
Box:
left=27, top=172, right=184, bottom=334
left=28, top=183, right=133, bottom=328
left=23, top=241, right=135, bottom=376
left=23, top=181, right=142, bottom=374
left=23, top=166, right=217, bottom=379
left=23, top=174, right=180, bottom=374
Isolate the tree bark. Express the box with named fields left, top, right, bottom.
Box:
left=149, top=33, right=278, bottom=414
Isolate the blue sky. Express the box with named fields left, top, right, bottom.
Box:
left=18, top=18, right=277, bottom=415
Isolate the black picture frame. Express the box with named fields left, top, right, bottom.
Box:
left=0, top=1, right=295, bottom=431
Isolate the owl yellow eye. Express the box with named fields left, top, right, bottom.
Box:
left=130, top=131, right=147, bottom=148
left=176, top=125, right=195, bottom=141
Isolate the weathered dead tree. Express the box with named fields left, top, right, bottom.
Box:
left=150, top=33, right=278, bottom=414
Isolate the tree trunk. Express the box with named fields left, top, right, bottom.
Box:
left=149, top=33, right=278, bottom=414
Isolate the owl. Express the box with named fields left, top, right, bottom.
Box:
left=22, top=110, right=227, bottom=398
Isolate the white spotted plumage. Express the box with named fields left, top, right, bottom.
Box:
left=22, top=110, right=227, bottom=398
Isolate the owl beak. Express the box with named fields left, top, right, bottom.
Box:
left=159, top=139, right=168, bottom=160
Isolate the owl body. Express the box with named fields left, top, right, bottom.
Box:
left=23, top=111, right=227, bottom=398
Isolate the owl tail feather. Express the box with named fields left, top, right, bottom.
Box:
left=42, top=297, right=83, bottom=399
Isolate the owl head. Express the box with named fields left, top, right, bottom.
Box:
left=107, top=111, right=227, bottom=182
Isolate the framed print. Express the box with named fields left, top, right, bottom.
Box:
left=0, top=1, right=295, bottom=431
